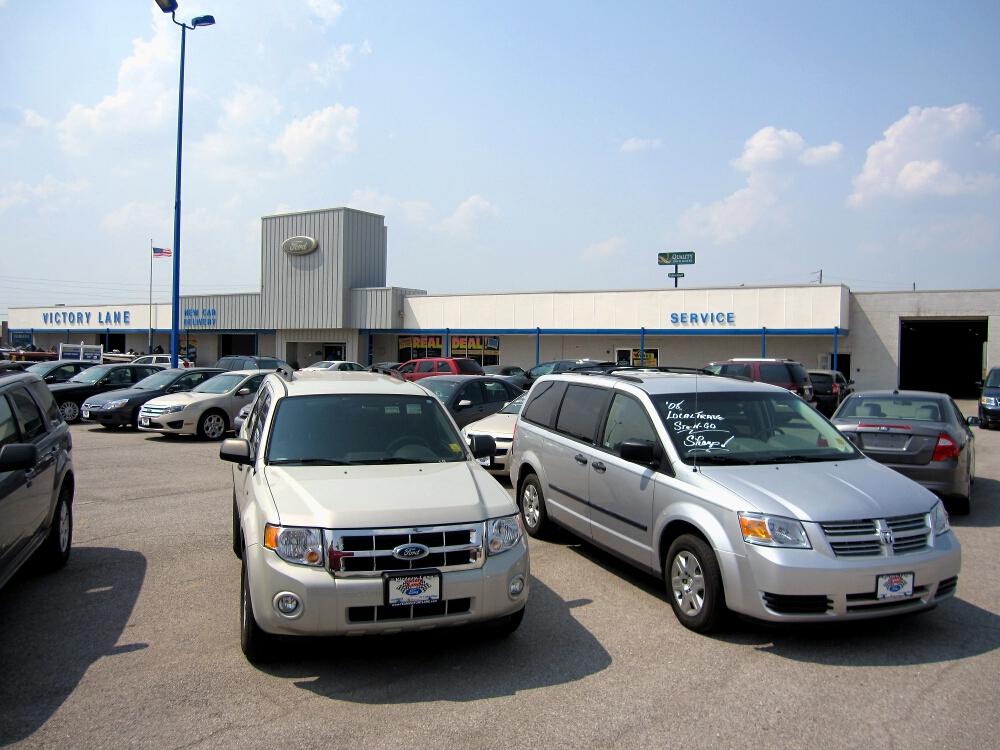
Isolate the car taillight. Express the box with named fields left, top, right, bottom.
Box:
left=832, top=383, right=840, bottom=395
left=932, top=433, right=959, bottom=462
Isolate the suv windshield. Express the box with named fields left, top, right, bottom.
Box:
left=266, top=394, right=467, bottom=465
left=986, top=370, right=1000, bottom=388
left=69, top=364, right=113, bottom=384
left=652, top=391, right=858, bottom=465
left=193, top=373, right=243, bottom=393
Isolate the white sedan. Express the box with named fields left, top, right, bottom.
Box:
left=138, top=370, right=265, bottom=440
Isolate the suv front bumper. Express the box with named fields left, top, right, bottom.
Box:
left=245, top=539, right=530, bottom=636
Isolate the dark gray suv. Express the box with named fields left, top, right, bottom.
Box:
left=0, top=372, right=75, bottom=590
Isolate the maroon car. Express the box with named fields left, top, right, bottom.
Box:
left=703, top=358, right=815, bottom=405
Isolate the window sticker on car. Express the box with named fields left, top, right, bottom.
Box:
left=449, top=443, right=462, bottom=453
left=661, top=400, right=734, bottom=452
left=385, top=405, right=400, bottom=414
left=406, top=403, right=422, bottom=415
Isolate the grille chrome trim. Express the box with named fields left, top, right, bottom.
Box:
left=821, top=512, right=930, bottom=558
left=325, top=523, right=485, bottom=577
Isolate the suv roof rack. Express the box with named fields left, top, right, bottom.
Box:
left=575, top=366, right=753, bottom=383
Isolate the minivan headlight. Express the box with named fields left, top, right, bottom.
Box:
left=487, top=515, right=523, bottom=555
left=930, top=501, right=950, bottom=536
left=264, top=524, right=324, bottom=566
left=738, top=512, right=811, bottom=548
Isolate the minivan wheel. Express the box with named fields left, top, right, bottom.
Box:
left=519, top=474, right=549, bottom=538
left=240, top=556, right=274, bottom=663
left=36, top=484, right=73, bottom=571
left=198, top=410, right=228, bottom=441
left=665, top=534, right=726, bottom=633
left=59, top=401, right=80, bottom=423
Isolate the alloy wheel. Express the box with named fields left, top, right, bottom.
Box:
left=670, top=550, right=706, bottom=617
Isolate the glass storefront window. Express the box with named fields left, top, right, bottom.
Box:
left=450, top=335, right=500, bottom=366
left=615, top=348, right=659, bottom=367
left=398, top=335, right=443, bottom=362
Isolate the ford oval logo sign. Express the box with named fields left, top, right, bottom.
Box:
left=392, top=543, right=429, bottom=561
left=281, top=235, right=318, bottom=256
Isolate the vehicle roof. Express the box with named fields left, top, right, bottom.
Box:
left=159, top=367, right=225, bottom=374
left=26, top=359, right=95, bottom=366
left=268, top=371, right=434, bottom=398
left=548, top=371, right=786, bottom=395
left=711, top=357, right=802, bottom=363
left=0, top=372, right=42, bottom=387
left=845, top=390, right=948, bottom=400
left=807, top=369, right=840, bottom=375
left=417, top=374, right=507, bottom=383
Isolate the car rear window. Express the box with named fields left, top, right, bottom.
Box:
left=809, top=372, right=833, bottom=386
left=521, top=380, right=567, bottom=429
left=759, top=363, right=808, bottom=385
left=554, top=385, right=608, bottom=443
left=456, top=359, right=484, bottom=374
left=837, top=396, right=946, bottom=421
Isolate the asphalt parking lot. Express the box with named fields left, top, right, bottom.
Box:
left=1, top=405, right=999, bottom=749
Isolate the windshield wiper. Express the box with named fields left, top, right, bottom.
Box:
left=268, top=458, right=353, bottom=466
left=688, top=454, right=757, bottom=465
left=755, top=454, right=838, bottom=464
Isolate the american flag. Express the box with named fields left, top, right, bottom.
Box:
left=152, top=247, right=172, bottom=258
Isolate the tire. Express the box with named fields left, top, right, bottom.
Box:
left=36, top=483, right=73, bottom=571
left=487, top=606, right=525, bottom=636
left=198, top=410, right=228, bottom=441
left=948, top=496, right=971, bottom=516
left=664, top=534, right=727, bottom=634
left=59, top=400, right=80, bottom=423
left=240, top=555, right=274, bottom=663
left=130, top=409, right=140, bottom=429
left=232, top=495, right=243, bottom=559
left=518, top=473, right=549, bottom=538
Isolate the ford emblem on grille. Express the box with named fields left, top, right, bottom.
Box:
left=393, top=543, right=429, bottom=561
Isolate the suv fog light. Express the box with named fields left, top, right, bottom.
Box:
left=273, top=592, right=303, bottom=618
left=509, top=575, right=525, bottom=597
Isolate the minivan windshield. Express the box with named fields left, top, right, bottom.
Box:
left=266, top=394, right=467, bottom=465
left=652, top=391, right=859, bottom=465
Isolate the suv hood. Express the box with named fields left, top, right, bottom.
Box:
left=263, top=461, right=516, bottom=529
left=698, top=458, right=938, bottom=522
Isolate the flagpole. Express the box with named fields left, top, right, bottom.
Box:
left=149, top=239, right=154, bottom=353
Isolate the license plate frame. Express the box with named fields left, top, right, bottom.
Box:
left=384, top=570, right=441, bottom=607
left=876, top=572, right=914, bottom=599
left=140, top=416, right=149, bottom=426
left=81, top=409, right=90, bottom=419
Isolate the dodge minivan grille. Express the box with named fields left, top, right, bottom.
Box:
left=821, top=513, right=930, bottom=558
left=325, top=523, right=484, bottom=576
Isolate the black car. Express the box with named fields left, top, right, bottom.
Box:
left=808, top=368, right=854, bottom=416
left=418, top=375, right=523, bottom=428
left=48, top=363, right=164, bottom=423
left=979, top=367, right=1000, bottom=429
left=24, top=359, right=97, bottom=384
left=0, top=372, right=75, bottom=591
left=214, top=355, right=291, bottom=372
left=80, top=367, right=225, bottom=429
left=524, top=359, right=616, bottom=382
left=483, top=365, right=529, bottom=389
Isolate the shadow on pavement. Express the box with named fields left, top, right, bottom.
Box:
left=0, top=547, right=147, bottom=747
left=950, top=477, right=1000, bottom=528
left=258, top=576, right=611, bottom=702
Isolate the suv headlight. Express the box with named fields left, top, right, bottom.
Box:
left=103, top=399, right=128, bottom=410
left=738, top=512, right=811, bottom=548
left=981, top=396, right=997, bottom=407
left=264, top=524, right=324, bottom=566
left=930, top=501, right=950, bottom=536
left=487, top=515, right=523, bottom=555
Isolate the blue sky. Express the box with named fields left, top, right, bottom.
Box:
left=2, top=0, right=999, bottom=314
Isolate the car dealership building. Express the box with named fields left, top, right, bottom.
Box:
left=7, top=206, right=999, bottom=398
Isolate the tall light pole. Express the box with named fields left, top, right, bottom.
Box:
left=156, top=1, right=215, bottom=367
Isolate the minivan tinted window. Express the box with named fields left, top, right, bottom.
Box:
left=521, top=380, right=567, bottom=428
left=555, top=385, right=608, bottom=443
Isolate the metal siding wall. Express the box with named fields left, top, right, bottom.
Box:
left=179, top=293, right=261, bottom=330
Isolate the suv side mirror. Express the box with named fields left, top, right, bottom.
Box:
left=219, top=438, right=253, bottom=465
left=468, top=434, right=496, bottom=459
left=620, top=439, right=660, bottom=466
left=0, top=443, right=38, bottom=471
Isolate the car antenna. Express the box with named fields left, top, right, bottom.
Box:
left=692, top=370, right=700, bottom=473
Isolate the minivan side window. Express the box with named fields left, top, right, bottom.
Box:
left=601, top=394, right=659, bottom=455
left=521, top=380, right=567, bottom=429
left=555, top=385, right=609, bottom=443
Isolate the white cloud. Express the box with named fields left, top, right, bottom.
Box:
left=22, top=109, right=49, bottom=129
left=270, top=104, right=359, bottom=165
left=732, top=127, right=804, bottom=171
left=308, top=42, right=372, bottom=84
left=190, top=85, right=282, bottom=182
left=0, top=176, right=88, bottom=213
left=848, top=104, right=999, bottom=206
left=582, top=237, right=626, bottom=260
left=620, top=137, right=662, bottom=153
left=349, top=188, right=432, bottom=224
left=680, top=125, right=836, bottom=243
left=437, top=195, right=498, bottom=237
left=306, top=0, right=344, bottom=25
left=800, top=141, right=843, bottom=166
left=101, top=200, right=168, bottom=233
left=56, top=11, right=176, bottom=155
left=221, top=85, right=282, bottom=127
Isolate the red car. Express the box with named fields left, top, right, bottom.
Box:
left=396, top=357, right=485, bottom=381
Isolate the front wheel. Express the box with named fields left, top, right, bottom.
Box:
left=240, top=556, right=275, bottom=663
left=198, top=410, right=228, bottom=441
left=519, top=473, right=549, bottom=538
left=664, top=534, right=727, bottom=633
left=59, top=401, right=80, bottom=423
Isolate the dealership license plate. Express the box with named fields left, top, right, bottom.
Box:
left=862, top=433, right=908, bottom=449
left=876, top=572, right=914, bottom=599
left=477, top=456, right=491, bottom=466
left=81, top=410, right=90, bottom=419
left=385, top=572, right=440, bottom=606
left=140, top=417, right=149, bottom=426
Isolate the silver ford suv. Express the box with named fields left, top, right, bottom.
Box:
left=221, top=370, right=529, bottom=662
left=508, top=371, right=960, bottom=632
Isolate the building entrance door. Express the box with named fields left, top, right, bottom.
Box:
left=324, top=343, right=346, bottom=360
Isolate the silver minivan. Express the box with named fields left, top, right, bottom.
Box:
left=508, top=371, right=961, bottom=632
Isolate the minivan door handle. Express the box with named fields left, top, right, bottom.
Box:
left=592, top=461, right=606, bottom=473
left=574, top=454, right=588, bottom=465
